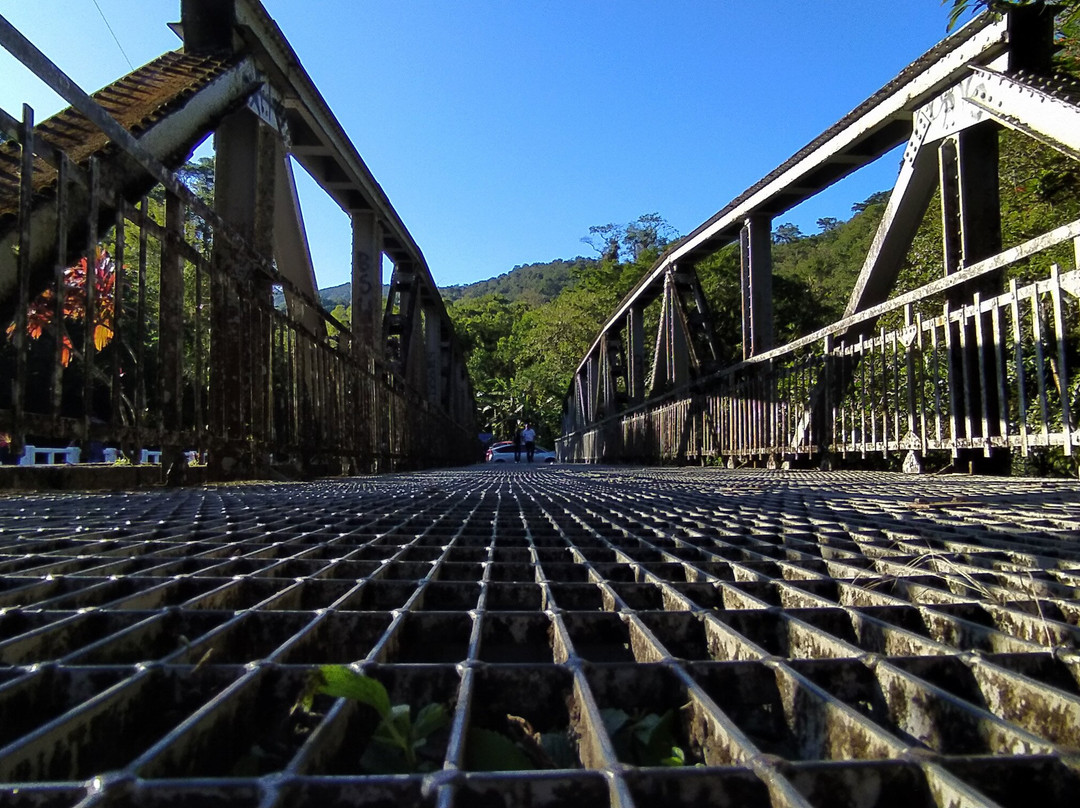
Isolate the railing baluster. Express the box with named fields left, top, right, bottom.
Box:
left=958, top=302, right=974, bottom=454
left=931, top=318, right=943, bottom=450
left=82, top=158, right=99, bottom=451
left=857, top=335, right=867, bottom=457
left=1049, top=264, right=1072, bottom=456
left=916, top=312, right=927, bottom=455
left=13, top=104, right=34, bottom=455
left=891, top=327, right=900, bottom=455
left=194, top=241, right=205, bottom=456
left=943, top=302, right=960, bottom=457
left=870, top=335, right=879, bottom=454
left=904, top=304, right=917, bottom=455
left=973, top=292, right=992, bottom=456
left=992, top=301, right=1009, bottom=450
left=841, top=340, right=849, bottom=456
left=50, top=152, right=68, bottom=420
left=111, top=191, right=124, bottom=428
left=1030, top=290, right=1050, bottom=445
left=135, top=197, right=149, bottom=459
left=1010, top=279, right=1029, bottom=457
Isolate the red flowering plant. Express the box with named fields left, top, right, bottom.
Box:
left=6, top=247, right=117, bottom=366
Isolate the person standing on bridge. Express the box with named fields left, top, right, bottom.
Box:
left=522, top=423, right=536, bottom=463
left=512, top=426, right=523, bottom=463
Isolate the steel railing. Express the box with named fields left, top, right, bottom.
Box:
left=0, top=21, right=476, bottom=477
left=560, top=220, right=1080, bottom=469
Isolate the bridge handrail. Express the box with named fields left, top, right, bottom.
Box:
left=561, top=214, right=1080, bottom=441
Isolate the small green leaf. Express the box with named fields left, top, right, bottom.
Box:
left=360, top=740, right=410, bottom=774
left=466, top=727, right=537, bottom=771
left=638, top=710, right=678, bottom=763
left=412, top=702, right=449, bottom=743
left=631, top=711, right=664, bottom=747
left=599, top=708, right=630, bottom=736
left=373, top=704, right=412, bottom=749
left=311, top=666, right=391, bottom=719
left=661, top=746, right=686, bottom=767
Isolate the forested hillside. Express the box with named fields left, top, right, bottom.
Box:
left=441, top=258, right=592, bottom=306
left=303, top=257, right=586, bottom=319
left=444, top=203, right=888, bottom=444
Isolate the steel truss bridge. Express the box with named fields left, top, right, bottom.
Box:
left=0, top=0, right=476, bottom=483
left=0, top=5, right=1079, bottom=808
left=559, top=8, right=1080, bottom=475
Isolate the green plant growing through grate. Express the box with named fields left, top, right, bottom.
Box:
left=466, top=714, right=579, bottom=770
left=296, top=665, right=449, bottom=773
left=601, top=707, right=690, bottom=767
left=467, top=708, right=693, bottom=769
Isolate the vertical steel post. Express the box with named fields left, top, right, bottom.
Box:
left=12, top=104, right=33, bottom=457
left=627, top=305, right=646, bottom=405
left=351, top=209, right=382, bottom=359
left=159, top=191, right=185, bottom=481
left=739, top=215, right=773, bottom=360
left=50, top=154, right=69, bottom=421
left=82, top=160, right=100, bottom=453
left=210, top=108, right=276, bottom=478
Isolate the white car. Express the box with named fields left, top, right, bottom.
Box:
left=485, top=443, right=557, bottom=463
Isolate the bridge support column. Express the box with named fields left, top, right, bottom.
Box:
left=426, top=304, right=443, bottom=412
left=350, top=210, right=382, bottom=360
left=940, top=123, right=1007, bottom=472
left=209, top=108, right=277, bottom=480
left=159, top=192, right=185, bottom=484
left=627, top=305, right=646, bottom=406
left=740, top=215, right=773, bottom=359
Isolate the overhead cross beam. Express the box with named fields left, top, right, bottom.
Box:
left=582, top=12, right=1011, bottom=356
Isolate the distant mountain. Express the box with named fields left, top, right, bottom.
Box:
left=291, top=257, right=596, bottom=311
left=270, top=282, right=358, bottom=311
left=440, top=258, right=594, bottom=306
left=318, top=282, right=353, bottom=309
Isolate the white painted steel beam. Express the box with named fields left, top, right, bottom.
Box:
left=962, top=66, right=1080, bottom=161
left=844, top=137, right=939, bottom=318
left=574, top=14, right=1010, bottom=380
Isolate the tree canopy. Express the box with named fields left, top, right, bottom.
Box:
left=943, top=0, right=1080, bottom=30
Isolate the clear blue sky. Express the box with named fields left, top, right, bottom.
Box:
left=1, top=1, right=974, bottom=290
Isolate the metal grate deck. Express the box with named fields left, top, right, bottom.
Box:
left=0, top=467, right=1078, bottom=807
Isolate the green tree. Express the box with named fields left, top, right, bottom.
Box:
left=943, top=0, right=1079, bottom=31
left=580, top=214, right=678, bottom=263
left=771, top=223, right=803, bottom=244
left=446, top=293, right=527, bottom=384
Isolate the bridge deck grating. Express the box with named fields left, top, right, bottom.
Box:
left=0, top=466, right=1078, bottom=807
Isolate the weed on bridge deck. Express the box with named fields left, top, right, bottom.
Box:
left=0, top=467, right=1078, bottom=807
